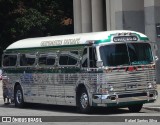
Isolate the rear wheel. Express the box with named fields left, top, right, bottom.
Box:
left=14, top=85, right=25, bottom=108
left=128, top=104, right=143, bottom=112
left=77, top=87, right=92, bottom=114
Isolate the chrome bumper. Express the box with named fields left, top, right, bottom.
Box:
left=92, top=90, right=158, bottom=107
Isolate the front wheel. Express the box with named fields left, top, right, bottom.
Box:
left=77, top=87, right=92, bottom=114
left=14, top=85, right=25, bottom=108
left=128, top=104, right=143, bottom=113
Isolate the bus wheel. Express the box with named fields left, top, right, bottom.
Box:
left=128, top=104, right=143, bottom=112
left=14, top=85, right=24, bottom=108
left=77, top=87, right=92, bottom=114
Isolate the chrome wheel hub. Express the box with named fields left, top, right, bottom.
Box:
left=80, top=93, right=88, bottom=109
left=16, top=90, right=22, bottom=104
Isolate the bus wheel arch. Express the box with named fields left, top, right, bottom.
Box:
left=14, top=83, right=25, bottom=108
left=76, top=84, right=92, bottom=113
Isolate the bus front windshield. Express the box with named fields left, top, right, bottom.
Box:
left=100, top=43, right=153, bottom=67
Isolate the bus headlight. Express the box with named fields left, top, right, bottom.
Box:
left=99, top=88, right=108, bottom=94
left=109, top=85, right=114, bottom=91
left=152, top=81, right=157, bottom=89
left=148, top=83, right=153, bottom=89
left=98, top=85, right=114, bottom=94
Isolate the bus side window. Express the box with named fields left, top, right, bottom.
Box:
left=82, top=48, right=88, bottom=67
left=59, top=55, right=68, bottom=65
left=46, top=57, right=55, bottom=65
left=3, top=55, right=17, bottom=67
left=39, top=55, right=47, bottom=65
left=20, top=54, right=36, bottom=66
left=59, top=55, right=77, bottom=66
left=39, top=53, right=55, bottom=66
left=89, top=47, right=97, bottom=68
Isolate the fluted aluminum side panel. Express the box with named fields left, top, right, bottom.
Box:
left=2, top=66, right=156, bottom=106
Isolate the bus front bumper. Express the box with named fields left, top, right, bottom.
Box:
left=92, top=90, right=158, bottom=107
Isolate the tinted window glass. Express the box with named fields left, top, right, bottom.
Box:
left=100, top=44, right=129, bottom=66
left=89, top=48, right=97, bottom=68
left=59, top=55, right=77, bottom=65
left=128, top=43, right=153, bottom=65
left=3, top=55, right=17, bottom=67
left=82, top=48, right=88, bottom=67
left=46, top=58, right=55, bottom=65
left=82, top=59, right=88, bottom=67
left=59, top=56, right=68, bottom=65
left=68, top=56, right=77, bottom=65
left=39, top=54, right=55, bottom=66
left=20, top=54, right=36, bottom=66
left=39, top=55, right=47, bottom=65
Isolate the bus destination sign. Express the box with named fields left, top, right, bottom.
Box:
left=113, top=36, right=138, bottom=42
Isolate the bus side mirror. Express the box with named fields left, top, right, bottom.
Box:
left=154, top=44, right=158, bottom=51
left=155, top=56, right=159, bottom=61
left=96, top=61, right=103, bottom=67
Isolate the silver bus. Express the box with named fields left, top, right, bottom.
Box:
left=2, top=30, right=158, bottom=113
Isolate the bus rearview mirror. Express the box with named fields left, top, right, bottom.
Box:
left=96, top=61, right=103, bottom=67
left=155, top=56, right=159, bottom=61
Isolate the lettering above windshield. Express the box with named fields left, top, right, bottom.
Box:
left=113, top=36, right=138, bottom=42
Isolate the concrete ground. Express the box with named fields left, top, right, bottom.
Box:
left=0, top=80, right=160, bottom=111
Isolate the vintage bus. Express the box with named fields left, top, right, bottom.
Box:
left=2, top=30, right=158, bottom=113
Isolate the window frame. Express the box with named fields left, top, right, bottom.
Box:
left=81, top=47, right=88, bottom=68
left=2, top=54, right=18, bottom=68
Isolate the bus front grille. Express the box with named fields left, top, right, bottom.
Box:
left=102, top=67, right=156, bottom=92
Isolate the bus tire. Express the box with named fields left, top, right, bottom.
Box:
left=14, top=85, right=25, bottom=108
left=77, top=87, right=92, bottom=114
left=128, top=104, right=143, bottom=113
